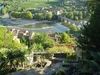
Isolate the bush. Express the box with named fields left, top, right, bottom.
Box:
left=56, top=69, right=65, bottom=75
left=47, top=46, right=76, bottom=59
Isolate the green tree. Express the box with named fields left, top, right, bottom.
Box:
left=24, top=11, right=33, bottom=20
left=74, top=16, right=78, bottom=20
left=32, top=33, right=55, bottom=49
left=6, top=49, right=27, bottom=69
left=77, top=2, right=100, bottom=53
left=0, top=26, right=6, bottom=47
left=1, top=8, right=7, bottom=15
left=70, top=25, right=78, bottom=33
left=30, top=43, right=43, bottom=52
left=62, top=12, right=68, bottom=17
left=0, top=26, right=26, bottom=49
left=45, top=12, right=53, bottom=20
left=34, top=13, right=44, bottom=20
left=79, top=11, right=83, bottom=19
left=86, top=0, right=100, bottom=14
left=60, top=32, right=71, bottom=43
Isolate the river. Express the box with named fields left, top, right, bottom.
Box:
left=6, top=22, right=70, bottom=34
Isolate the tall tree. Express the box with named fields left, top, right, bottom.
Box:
left=77, top=1, right=100, bottom=52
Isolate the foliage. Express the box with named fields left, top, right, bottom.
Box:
left=69, top=25, right=78, bottom=33
left=77, top=3, right=100, bottom=52
left=20, top=36, right=30, bottom=48
left=33, top=11, right=54, bottom=20
left=0, top=48, right=8, bottom=70
left=0, top=26, right=26, bottom=49
left=60, top=32, right=70, bottom=43
left=47, top=46, right=76, bottom=59
left=1, top=7, right=7, bottom=15
left=34, top=13, right=44, bottom=20
left=31, top=33, right=55, bottom=49
left=1, top=4, right=11, bottom=15
left=22, top=11, right=33, bottom=19
left=86, top=0, right=100, bottom=14
left=10, top=11, right=33, bottom=19
left=61, top=8, right=89, bottom=20
left=0, top=68, right=10, bottom=75
left=45, top=12, right=53, bottom=20
left=56, top=69, right=65, bottom=75
left=30, top=43, right=43, bottom=52
left=7, top=49, right=27, bottom=68
left=60, top=32, right=76, bottom=44
left=77, top=51, right=100, bottom=74
left=0, top=48, right=28, bottom=71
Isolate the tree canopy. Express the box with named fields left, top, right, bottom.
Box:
left=31, top=33, right=55, bottom=49
left=0, top=26, right=26, bottom=49
left=77, top=1, right=100, bottom=52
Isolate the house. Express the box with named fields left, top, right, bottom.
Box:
left=7, top=28, right=35, bottom=40
left=48, top=34, right=60, bottom=42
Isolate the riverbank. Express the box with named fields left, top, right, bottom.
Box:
left=1, top=13, right=53, bottom=26
left=1, top=13, right=69, bottom=33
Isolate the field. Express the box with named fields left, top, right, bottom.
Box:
left=19, top=0, right=59, bottom=8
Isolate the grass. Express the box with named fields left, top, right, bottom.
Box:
left=19, top=0, right=59, bottom=8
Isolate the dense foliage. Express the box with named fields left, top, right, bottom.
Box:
left=31, top=33, right=55, bottom=50
left=77, top=3, right=100, bottom=52
left=47, top=46, right=76, bottom=59
left=60, top=0, right=90, bottom=20
left=10, top=11, right=33, bottom=19
left=76, top=0, right=100, bottom=74
left=60, top=32, right=76, bottom=44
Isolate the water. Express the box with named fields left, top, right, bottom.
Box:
left=17, top=22, right=70, bottom=33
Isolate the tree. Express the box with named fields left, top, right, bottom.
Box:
left=30, top=43, right=43, bottom=52
left=77, top=2, right=100, bottom=53
left=32, top=33, right=55, bottom=49
left=74, top=16, right=78, bottom=20
left=60, top=32, right=70, bottom=43
left=34, top=13, right=44, bottom=20
left=86, top=0, right=100, bottom=14
left=70, top=25, right=78, bottom=33
left=24, top=11, right=33, bottom=20
left=45, top=12, right=53, bottom=20
left=0, top=26, right=26, bottom=49
left=79, top=11, right=83, bottom=19
left=1, top=8, right=7, bottom=15
left=10, top=11, right=33, bottom=19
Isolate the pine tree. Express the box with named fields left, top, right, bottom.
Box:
left=77, top=3, right=100, bottom=52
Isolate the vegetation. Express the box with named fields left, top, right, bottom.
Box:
left=19, top=0, right=59, bottom=8
left=10, top=11, right=33, bottom=19
left=60, top=32, right=76, bottom=44
left=31, top=33, right=55, bottom=50
left=56, top=69, right=65, bottom=75
left=47, top=46, right=76, bottom=59
left=60, top=0, right=90, bottom=20
left=0, top=0, right=59, bottom=9
left=0, top=26, right=28, bottom=74
left=77, top=51, right=100, bottom=74
left=77, top=1, right=100, bottom=53
left=76, top=0, right=100, bottom=74
left=62, top=10, right=90, bottom=20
